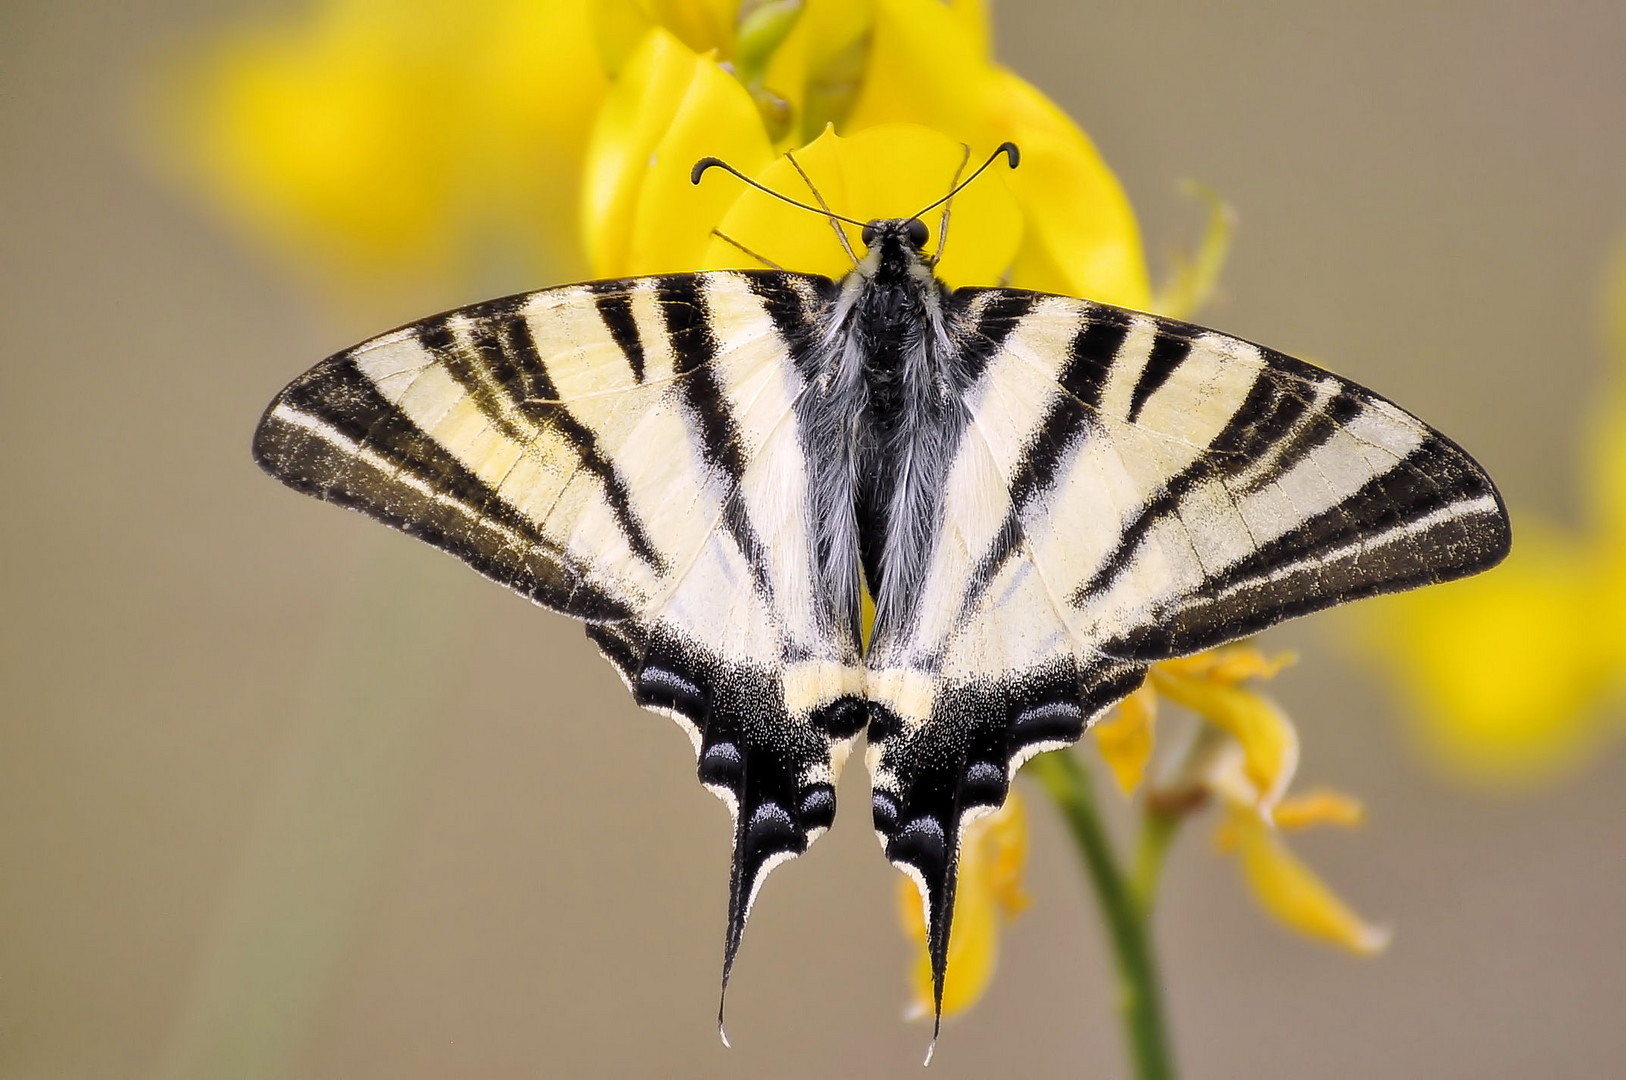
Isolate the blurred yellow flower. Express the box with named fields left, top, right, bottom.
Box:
left=146, top=0, right=608, bottom=285
left=895, top=791, right=1029, bottom=1020
left=1356, top=241, right=1626, bottom=788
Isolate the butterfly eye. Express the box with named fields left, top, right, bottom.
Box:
left=861, top=221, right=879, bottom=247
left=906, top=218, right=929, bottom=248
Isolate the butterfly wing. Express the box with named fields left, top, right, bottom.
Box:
left=866, top=288, right=1511, bottom=1014
left=253, top=270, right=866, bottom=1002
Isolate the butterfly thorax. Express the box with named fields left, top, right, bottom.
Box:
left=815, top=220, right=965, bottom=656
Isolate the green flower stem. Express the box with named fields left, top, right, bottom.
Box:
left=1029, top=750, right=1176, bottom=1080
left=1131, top=808, right=1183, bottom=918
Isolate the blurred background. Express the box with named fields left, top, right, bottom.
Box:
left=4, top=2, right=1625, bottom=1078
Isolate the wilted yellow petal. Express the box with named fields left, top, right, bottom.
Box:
left=583, top=29, right=775, bottom=276
left=1151, top=182, right=1237, bottom=320
left=1226, top=807, right=1391, bottom=957
left=1151, top=668, right=1299, bottom=812
left=896, top=793, right=1028, bottom=1019
left=1093, top=683, right=1157, bottom=796
left=1271, top=788, right=1365, bottom=832
left=1156, top=645, right=1295, bottom=686
left=702, top=123, right=1022, bottom=287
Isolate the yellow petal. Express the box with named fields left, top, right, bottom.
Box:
left=736, top=0, right=805, bottom=84
left=646, top=0, right=740, bottom=56
left=1271, top=788, right=1365, bottom=832
left=1225, top=806, right=1391, bottom=957
left=1093, top=683, right=1157, bottom=796
left=1152, top=667, right=1299, bottom=813
left=842, top=0, right=1150, bottom=306
left=702, top=123, right=1022, bottom=287
left=591, top=0, right=660, bottom=77
left=989, top=74, right=1151, bottom=307
left=979, top=789, right=1031, bottom=917
left=896, top=793, right=1029, bottom=1020
left=582, top=28, right=775, bottom=276
left=798, top=0, right=874, bottom=138
left=944, top=0, right=991, bottom=55
left=468, top=0, right=607, bottom=280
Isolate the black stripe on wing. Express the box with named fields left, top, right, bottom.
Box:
left=590, top=281, right=648, bottom=383
left=1054, top=317, right=1511, bottom=660
left=952, top=289, right=1042, bottom=385
left=959, top=305, right=1134, bottom=608
left=413, top=306, right=667, bottom=573
left=253, top=353, right=633, bottom=620
left=657, top=276, right=776, bottom=605
left=1103, top=433, right=1508, bottom=659
left=1068, top=355, right=1319, bottom=603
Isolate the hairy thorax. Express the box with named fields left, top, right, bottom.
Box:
left=839, top=231, right=965, bottom=653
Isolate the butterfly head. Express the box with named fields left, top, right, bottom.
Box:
left=860, top=217, right=930, bottom=252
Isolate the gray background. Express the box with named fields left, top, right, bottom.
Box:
left=3, top=2, right=1624, bottom=1077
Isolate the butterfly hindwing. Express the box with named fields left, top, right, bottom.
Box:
left=865, top=287, right=1510, bottom=1011
left=253, top=270, right=867, bottom=997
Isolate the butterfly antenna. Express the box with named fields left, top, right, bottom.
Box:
left=783, top=149, right=861, bottom=268
left=689, top=155, right=871, bottom=274
left=710, top=227, right=786, bottom=271
left=910, top=141, right=1021, bottom=221
left=930, top=143, right=973, bottom=265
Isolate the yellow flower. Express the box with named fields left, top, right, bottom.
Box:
left=1137, top=645, right=1391, bottom=957
left=895, top=791, right=1029, bottom=1020
left=587, top=0, right=1149, bottom=304
left=1354, top=239, right=1626, bottom=788
left=152, top=0, right=1149, bottom=307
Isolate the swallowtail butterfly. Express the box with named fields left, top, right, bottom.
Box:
left=253, top=144, right=1510, bottom=1047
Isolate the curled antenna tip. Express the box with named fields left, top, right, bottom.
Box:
left=691, top=157, right=726, bottom=185
left=996, top=141, right=1020, bottom=168
left=718, top=1021, right=732, bottom=1049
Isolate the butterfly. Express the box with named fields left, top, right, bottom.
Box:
left=252, top=143, right=1510, bottom=1047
